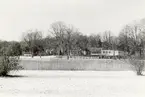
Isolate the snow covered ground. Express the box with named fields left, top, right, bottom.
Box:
left=0, top=70, right=145, bottom=97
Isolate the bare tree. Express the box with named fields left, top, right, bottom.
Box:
left=49, top=21, right=79, bottom=59
left=118, top=25, right=131, bottom=53
left=49, top=21, right=66, bottom=55
left=88, top=34, right=102, bottom=48
left=65, top=25, right=79, bottom=59
left=120, top=22, right=145, bottom=75
left=22, top=30, right=43, bottom=57
left=102, top=31, right=113, bottom=50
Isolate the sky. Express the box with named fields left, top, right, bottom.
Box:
left=0, top=0, right=145, bottom=41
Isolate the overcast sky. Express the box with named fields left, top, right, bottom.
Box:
left=0, top=0, right=145, bottom=41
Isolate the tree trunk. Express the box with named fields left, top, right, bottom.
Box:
left=137, top=70, right=142, bottom=75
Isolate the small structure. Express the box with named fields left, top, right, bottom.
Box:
left=45, top=49, right=55, bottom=55
left=101, top=50, right=125, bottom=58
left=23, top=53, right=32, bottom=57
left=70, top=49, right=81, bottom=56
left=88, top=47, right=125, bottom=58
left=89, top=47, right=102, bottom=56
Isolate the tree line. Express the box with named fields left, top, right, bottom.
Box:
left=0, top=20, right=144, bottom=59
left=0, top=19, right=145, bottom=76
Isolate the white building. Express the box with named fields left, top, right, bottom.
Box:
left=101, top=50, right=124, bottom=57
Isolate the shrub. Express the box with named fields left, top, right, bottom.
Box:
left=129, top=58, right=144, bottom=75
left=0, top=56, right=21, bottom=76
left=121, top=53, right=144, bottom=76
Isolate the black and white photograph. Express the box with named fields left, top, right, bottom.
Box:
left=0, top=0, right=145, bottom=97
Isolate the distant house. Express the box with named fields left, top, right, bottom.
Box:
left=88, top=47, right=125, bottom=58
left=70, top=49, right=81, bottom=56
left=101, top=50, right=115, bottom=56
left=23, top=52, right=32, bottom=57
left=45, top=49, right=55, bottom=55
left=101, top=50, right=125, bottom=58
left=89, top=47, right=102, bottom=56
left=69, top=48, right=89, bottom=56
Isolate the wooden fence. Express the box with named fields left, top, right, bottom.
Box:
left=20, top=58, right=134, bottom=70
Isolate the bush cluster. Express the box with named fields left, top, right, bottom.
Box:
left=0, top=56, right=21, bottom=76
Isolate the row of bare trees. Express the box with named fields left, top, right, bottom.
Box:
left=21, top=21, right=103, bottom=59
left=0, top=19, right=144, bottom=75
left=20, top=20, right=145, bottom=59
left=19, top=20, right=145, bottom=75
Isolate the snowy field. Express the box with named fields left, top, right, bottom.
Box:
left=0, top=70, right=145, bottom=97
left=19, top=56, right=131, bottom=70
